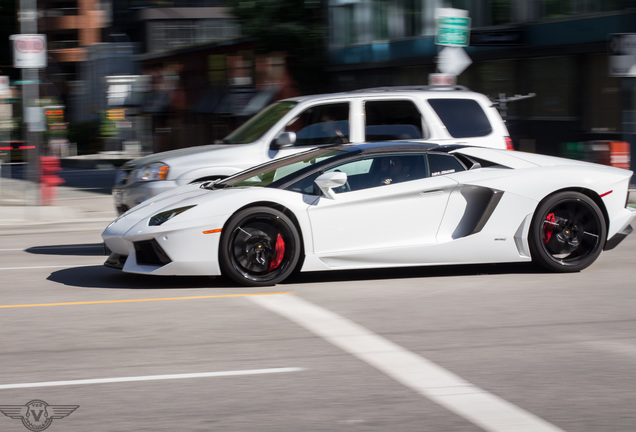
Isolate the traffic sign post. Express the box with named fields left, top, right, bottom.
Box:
left=10, top=34, right=47, bottom=68
left=14, top=0, right=43, bottom=205
left=609, top=33, right=636, bottom=77
left=436, top=17, right=471, bottom=47
left=435, top=15, right=471, bottom=47
left=434, top=8, right=472, bottom=77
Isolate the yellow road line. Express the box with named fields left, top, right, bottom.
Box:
left=0, top=292, right=293, bottom=309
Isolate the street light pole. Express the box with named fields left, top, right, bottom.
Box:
left=18, top=0, right=41, bottom=205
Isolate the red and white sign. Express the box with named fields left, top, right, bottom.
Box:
left=10, top=34, right=47, bottom=68
left=609, top=33, right=636, bottom=77
left=429, top=73, right=457, bottom=86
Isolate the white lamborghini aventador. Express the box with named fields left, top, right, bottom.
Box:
left=102, top=142, right=636, bottom=286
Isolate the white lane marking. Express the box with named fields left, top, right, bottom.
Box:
left=250, top=294, right=565, bottom=432
left=0, top=265, right=95, bottom=271
left=0, top=368, right=304, bottom=390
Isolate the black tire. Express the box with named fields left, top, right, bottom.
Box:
left=219, top=206, right=301, bottom=286
left=529, top=191, right=606, bottom=272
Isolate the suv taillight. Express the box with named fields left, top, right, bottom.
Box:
left=505, top=137, right=514, bottom=150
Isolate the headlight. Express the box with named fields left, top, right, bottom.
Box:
left=137, top=162, right=169, bottom=182
left=149, top=205, right=196, bottom=226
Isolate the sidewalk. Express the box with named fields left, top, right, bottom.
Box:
left=0, top=177, right=117, bottom=235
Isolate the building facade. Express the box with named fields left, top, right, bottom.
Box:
left=103, top=1, right=295, bottom=152
left=39, top=0, right=108, bottom=117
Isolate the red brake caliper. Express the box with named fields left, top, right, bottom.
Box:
left=543, top=213, right=556, bottom=243
left=268, top=233, right=285, bottom=271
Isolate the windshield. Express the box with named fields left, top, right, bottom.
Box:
left=223, top=101, right=298, bottom=144
left=208, top=148, right=350, bottom=189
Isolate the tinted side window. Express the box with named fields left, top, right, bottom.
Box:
left=284, top=103, right=349, bottom=146
left=428, top=153, right=466, bottom=177
left=285, top=154, right=429, bottom=195
left=364, top=100, right=425, bottom=140
left=427, top=99, right=493, bottom=138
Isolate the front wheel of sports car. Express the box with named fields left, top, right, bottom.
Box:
left=529, top=191, right=606, bottom=272
left=219, top=207, right=301, bottom=287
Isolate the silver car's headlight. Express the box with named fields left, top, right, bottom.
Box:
left=137, top=162, right=169, bottom=182
left=149, top=205, right=196, bottom=226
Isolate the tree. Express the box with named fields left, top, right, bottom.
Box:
left=227, top=0, right=327, bottom=94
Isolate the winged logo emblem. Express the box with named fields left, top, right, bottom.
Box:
left=0, top=400, right=79, bottom=431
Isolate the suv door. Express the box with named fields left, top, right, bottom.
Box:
left=282, top=102, right=350, bottom=146
left=270, top=101, right=351, bottom=160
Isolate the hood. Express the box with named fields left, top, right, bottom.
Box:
left=117, top=183, right=211, bottom=219
left=121, top=143, right=248, bottom=170
left=104, top=182, right=229, bottom=236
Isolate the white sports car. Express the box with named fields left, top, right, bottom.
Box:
left=102, top=142, right=635, bottom=286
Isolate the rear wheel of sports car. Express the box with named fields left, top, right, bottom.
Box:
left=219, top=207, right=301, bottom=287
left=529, top=191, right=606, bottom=272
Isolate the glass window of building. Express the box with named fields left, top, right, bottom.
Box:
left=521, top=56, right=577, bottom=119
left=539, top=0, right=631, bottom=18
left=329, top=3, right=356, bottom=46
left=450, top=0, right=512, bottom=26
left=149, top=18, right=239, bottom=53
left=583, top=53, right=621, bottom=133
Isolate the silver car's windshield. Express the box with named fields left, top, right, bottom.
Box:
left=208, top=148, right=349, bottom=189
left=223, top=101, right=298, bottom=144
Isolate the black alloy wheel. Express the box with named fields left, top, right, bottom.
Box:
left=219, top=207, right=301, bottom=286
left=529, top=191, right=606, bottom=272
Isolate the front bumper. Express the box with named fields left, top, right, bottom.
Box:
left=103, top=224, right=224, bottom=276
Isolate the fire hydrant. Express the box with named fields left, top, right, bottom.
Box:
left=40, top=156, right=65, bottom=205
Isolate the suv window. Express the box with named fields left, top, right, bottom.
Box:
left=287, top=154, right=429, bottom=195
left=427, top=99, right=493, bottom=138
left=284, top=103, right=350, bottom=146
left=364, top=100, right=425, bottom=140
left=225, top=101, right=298, bottom=144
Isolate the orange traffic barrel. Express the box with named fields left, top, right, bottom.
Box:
left=609, top=140, right=630, bottom=169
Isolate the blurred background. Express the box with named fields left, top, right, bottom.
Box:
left=0, top=0, right=635, bottom=168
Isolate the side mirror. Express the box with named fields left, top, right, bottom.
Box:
left=271, top=132, right=296, bottom=150
left=314, top=171, right=347, bottom=199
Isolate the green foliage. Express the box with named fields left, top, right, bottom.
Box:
left=227, top=0, right=327, bottom=94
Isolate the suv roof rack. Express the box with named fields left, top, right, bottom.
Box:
left=351, top=85, right=470, bottom=93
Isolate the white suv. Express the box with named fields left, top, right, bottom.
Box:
left=113, top=85, right=512, bottom=214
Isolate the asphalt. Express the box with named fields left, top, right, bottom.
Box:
left=1, top=159, right=635, bottom=236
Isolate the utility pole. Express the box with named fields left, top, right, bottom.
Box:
left=17, top=0, right=42, bottom=205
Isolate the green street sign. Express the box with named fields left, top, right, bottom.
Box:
left=13, top=79, right=41, bottom=85
left=436, top=16, right=471, bottom=47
